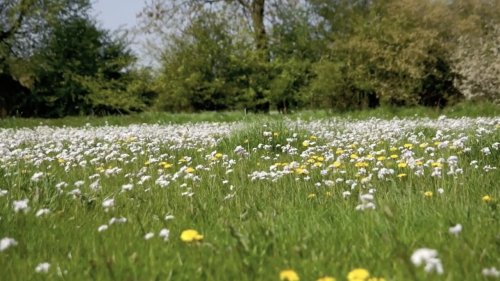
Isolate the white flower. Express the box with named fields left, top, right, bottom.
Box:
left=121, top=183, right=134, bottom=192
left=102, top=198, right=114, bottom=211
left=355, top=202, right=376, bottom=211
left=159, top=228, right=170, bottom=241
left=97, top=225, right=108, bottom=232
left=0, top=237, right=18, bottom=251
left=31, top=172, right=44, bottom=182
left=437, top=188, right=444, bottom=194
left=74, top=180, right=84, bottom=187
left=0, top=189, right=8, bottom=197
left=144, top=232, right=155, bottom=240
left=164, top=214, right=175, bottom=221
left=36, top=208, right=51, bottom=217
left=13, top=199, right=30, bottom=213
left=342, top=191, right=351, bottom=198
left=411, top=248, right=444, bottom=274
left=35, top=262, right=50, bottom=273
left=448, top=224, right=462, bottom=236
left=482, top=267, right=500, bottom=278
left=359, top=193, right=374, bottom=203
left=109, top=217, right=127, bottom=225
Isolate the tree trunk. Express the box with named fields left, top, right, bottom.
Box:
left=250, top=0, right=268, bottom=60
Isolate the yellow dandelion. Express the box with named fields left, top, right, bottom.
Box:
left=397, top=173, right=407, bottom=178
left=389, top=147, right=398, bottom=152
left=308, top=193, right=317, bottom=199
left=317, top=276, right=336, bottom=281
left=348, top=268, right=370, bottom=281
left=314, top=162, right=323, bottom=167
left=482, top=195, right=493, bottom=203
left=355, top=162, right=369, bottom=168
left=215, top=153, right=223, bottom=158
left=350, top=154, right=359, bottom=159
left=404, top=143, right=413, bottom=149
left=307, top=158, right=316, bottom=164
left=419, top=142, right=429, bottom=148
left=295, top=168, right=308, bottom=175
left=317, top=156, right=325, bottom=162
left=431, top=162, right=443, bottom=168
left=336, top=149, right=344, bottom=154
left=332, top=161, right=342, bottom=168
left=185, top=167, right=195, bottom=173
left=397, top=162, right=407, bottom=168
left=390, top=154, right=398, bottom=159
left=280, top=269, right=300, bottom=281
left=180, top=229, right=203, bottom=242
left=377, top=156, right=386, bottom=161
left=302, top=140, right=310, bottom=147
left=310, top=135, right=317, bottom=140
left=424, top=191, right=433, bottom=198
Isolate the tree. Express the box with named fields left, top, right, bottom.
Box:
left=30, top=15, right=147, bottom=117
left=0, top=0, right=90, bottom=117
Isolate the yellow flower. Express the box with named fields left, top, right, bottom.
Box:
left=404, top=143, right=413, bottom=149
left=397, top=173, right=407, bottom=178
left=317, top=156, right=325, bottom=162
left=389, top=147, right=398, bottom=152
left=325, top=191, right=333, bottom=197
left=308, top=193, right=317, bottom=199
left=280, top=269, right=300, bottom=281
left=390, top=154, right=398, bottom=159
left=180, top=229, right=203, bottom=242
left=377, top=156, right=386, bottom=161
left=302, top=140, right=310, bottom=147
left=317, top=276, right=336, bottom=281
left=274, top=132, right=279, bottom=137
left=350, top=154, right=359, bottom=159
left=215, top=153, right=223, bottom=158
left=431, top=162, right=443, bottom=168
left=424, top=191, right=433, bottom=198
left=295, top=168, right=308, bottom=175
left=397, top=162, right=407, bottom=168
left=161, top=162, right=173, bottom=169
left=307, top=158, right=316, bottom=164
left=336, top=149, right=344, bottom=154
left=355, top=162, right=369, bottom=168
left=332, top=161, right=342, bottom=168
left=482, top=195, right=493, bottom=203
left=419, top=142, right=429, bottom=148
left=185, top=167, right=195, bottom=173
left=310, top=135, right=317, bottom=140
left=348, top=268, right=370, bottom=281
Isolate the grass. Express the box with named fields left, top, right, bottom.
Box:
left=0, top=101, right=498, bottom=129
left=0, top=113, right=499, bottom=280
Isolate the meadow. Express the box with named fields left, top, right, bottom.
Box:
left=0, top=110, right=499, bottom=280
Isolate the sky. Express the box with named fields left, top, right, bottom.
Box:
left=91, top=0, right=148, bottom=65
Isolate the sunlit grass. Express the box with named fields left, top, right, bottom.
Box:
left=0, top=115, right=499, bottom=280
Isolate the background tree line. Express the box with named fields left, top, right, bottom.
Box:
left=1, top=0, right=499, bottom=117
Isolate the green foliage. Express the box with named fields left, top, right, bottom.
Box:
left=30, top=15, right=149, bottom=117
left=309, top=0, right=462, bottom=110
left=155, top=13, right=270, bottom=112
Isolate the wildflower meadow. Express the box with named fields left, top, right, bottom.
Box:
left=0, top=114, right=499, bottom=280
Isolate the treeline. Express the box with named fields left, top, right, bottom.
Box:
left=1, top=0, right=499, bottom=117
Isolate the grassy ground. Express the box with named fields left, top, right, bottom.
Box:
left=0, top=112, right=499, bottom=280
left=0, top=101, right=498, bottom=128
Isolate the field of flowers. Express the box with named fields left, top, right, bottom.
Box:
left=0, top=116, right=499, bottom=280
